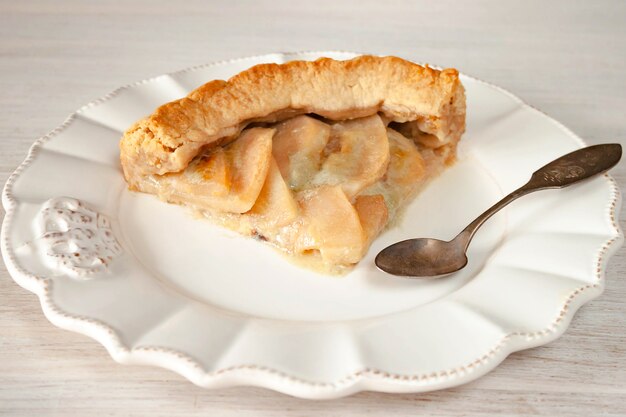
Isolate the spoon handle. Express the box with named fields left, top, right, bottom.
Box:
left=457, top=143, right=622, bottom=248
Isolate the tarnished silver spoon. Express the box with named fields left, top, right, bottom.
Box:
left=375, top=143, right=622, bottom=278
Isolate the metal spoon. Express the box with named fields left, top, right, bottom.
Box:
left=375, top=143, right=622, bottom=278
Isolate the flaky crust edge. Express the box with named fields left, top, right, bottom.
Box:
left=120, top=55, right=466, bottom=185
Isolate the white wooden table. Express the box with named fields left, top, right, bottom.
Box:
left=1, top=1, right=625, bottom=415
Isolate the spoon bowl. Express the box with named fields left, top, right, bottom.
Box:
left=375, top=237, right=468, bottom=277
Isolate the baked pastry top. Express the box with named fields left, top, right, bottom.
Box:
left=119, top=55, right=466, bottom=272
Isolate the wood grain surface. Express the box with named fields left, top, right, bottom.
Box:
left=1, top=0, right=625, bottom=415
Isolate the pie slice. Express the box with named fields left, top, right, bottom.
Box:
left=120, top=55, right=466, bottom=273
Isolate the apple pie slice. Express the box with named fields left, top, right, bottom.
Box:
left=120, top=56, right=466, bottom=272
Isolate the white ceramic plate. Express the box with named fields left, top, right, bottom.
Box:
left=1, top=52, right=622, bottom=399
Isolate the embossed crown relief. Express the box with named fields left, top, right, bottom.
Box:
left=31, top=197, right=122, bottom=278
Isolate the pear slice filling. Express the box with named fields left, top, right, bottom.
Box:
left=136, top=113, right=453, bottom=273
